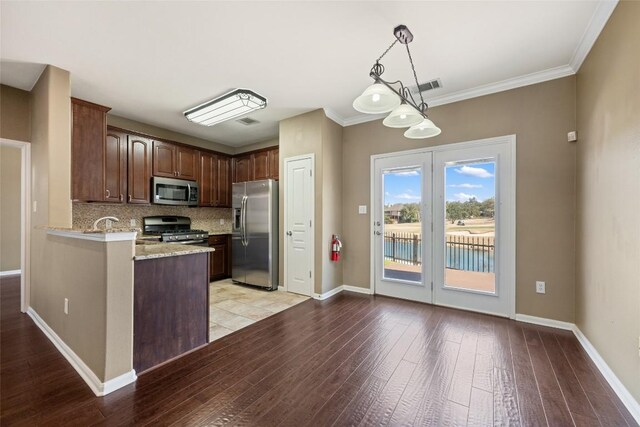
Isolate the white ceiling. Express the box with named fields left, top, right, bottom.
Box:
left=0, top=1, right=616, bottom=147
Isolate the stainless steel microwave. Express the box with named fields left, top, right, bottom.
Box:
left=152, top=177, right=199, bottom=206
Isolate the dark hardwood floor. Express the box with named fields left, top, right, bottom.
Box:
left=1, top=275, right=636, bottom=426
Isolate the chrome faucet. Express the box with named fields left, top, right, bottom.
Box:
left=92, top=216, right=120, bottom=231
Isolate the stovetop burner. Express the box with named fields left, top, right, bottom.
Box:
left=142, top=216, right=208, bottom=243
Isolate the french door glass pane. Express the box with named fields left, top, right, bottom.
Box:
left=444, top=160, right=496, bottom=293
left=382, top=166, right=423, bottom=283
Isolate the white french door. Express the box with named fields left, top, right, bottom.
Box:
left=372, top=136, right=515, bottom=318
left=373, top=152, right=432, bottom=303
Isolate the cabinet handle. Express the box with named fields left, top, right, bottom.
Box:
left=128, top=195, right=132, bottom=202
left=106, top=189, right=111, bottom=198
left=120, top=194, right=123, bottom=202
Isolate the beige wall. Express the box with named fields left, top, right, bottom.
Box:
left=0, top=84, right=31, bottom=142
left=234, top=137, right=279, bottom=154
left=321, top=118, right=343, bottom=293
left=0, top=146, right=21, bottom=271
left=575, top=1, right=640, bottom=402
left=342, top=76, right=577, bottom=322
left=278, top=110, right=343, bottom=294
left=107, top=114, right=234, bottom=155
left=279, top=110, right=324, bottom=292
left=30, top=66, right=133, bottom=383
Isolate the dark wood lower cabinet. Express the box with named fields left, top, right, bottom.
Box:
left=134, top=253, right=209, bottom=373
left=209, top=234, right=231, bottom=281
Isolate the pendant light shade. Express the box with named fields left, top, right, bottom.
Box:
left=382, top=103, right=423, bottom=128
left=404, top=118, right=442, bottom=139
left=353, top=83, right=401, bottom=114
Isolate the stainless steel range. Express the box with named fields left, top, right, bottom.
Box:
left=142, top=216, right=208, bottom=246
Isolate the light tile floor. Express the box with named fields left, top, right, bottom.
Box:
left=209, top=279, right=309, bottom=342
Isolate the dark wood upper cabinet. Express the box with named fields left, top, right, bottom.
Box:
left=128, top=135, right=152, bottom=204
left=252, top=150, right=270, bottom=181
left=199, top=152, right=217, bottom=207
left=152, top=141, right=176, bottom=178
left=71, top=98, right=111, bottom=202
left=217, top=156, right=231, bottom=207
left=199, top=153, right=231, bottom=208
left=176, top=146, right=198, bottom=180
left=153, top=141, right=198, bottom=180
left=104, top=129, right=127, bottom=203
left=233, top=155, right=253, bottom=183
left=269, top=148, right=279, bottom=180
left=232, top=147, right=279, bottom=183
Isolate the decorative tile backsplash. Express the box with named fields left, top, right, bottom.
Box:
left=72, top=203, right=233, bottom=234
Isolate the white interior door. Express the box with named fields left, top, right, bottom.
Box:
left=372, top=152, right=432, bottom=303
left=433, top=139, right=515, bottom=317
left=284, top=155, right=314, bottom=296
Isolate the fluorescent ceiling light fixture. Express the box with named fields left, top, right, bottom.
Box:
left=184, top=89, right=267, bottom=126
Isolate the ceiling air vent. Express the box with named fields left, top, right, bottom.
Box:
left=417, top=78, right=443, bottom=92
left=236, top=117, right=260, bottom=126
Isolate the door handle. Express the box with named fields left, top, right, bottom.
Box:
left=286, top=231, right=292, bottom=236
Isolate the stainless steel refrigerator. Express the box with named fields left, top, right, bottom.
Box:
left=232, top=179, right=278, bottom=290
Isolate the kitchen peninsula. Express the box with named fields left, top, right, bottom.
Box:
left=41, top=227, right=214, bottom=392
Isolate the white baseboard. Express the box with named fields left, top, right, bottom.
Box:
left=0, top=269, right=21, bottom=277
left=515, top=313, right=574, bottom=330
left=515, top=313, right=639, bottom=423
left=313, top=285, right=343, bottom=300
left=27, top=307, right=136, bottom=396
left=343, top=285, right=373, bottom=295
left=313, top=284, right=375, bottom=300
left=572, top=326, right=640, bottom=424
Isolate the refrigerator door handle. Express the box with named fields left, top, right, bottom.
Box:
left=242, top=195, right=248, bottom=246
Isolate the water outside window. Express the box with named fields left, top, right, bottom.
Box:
left=444, top=160, right=496, bottom=293
left=382, top=166, right=423, bottom=283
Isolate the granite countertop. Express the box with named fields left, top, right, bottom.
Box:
left=134, top=241, right=214, bottom=261
left=43, top=225, right=141, bottom=234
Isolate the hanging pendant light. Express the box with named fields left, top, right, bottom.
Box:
left=353, top=25, right=442, bottom=139
left=353, top=82, right=401, bottom=114
left=382, top=103, right=423, bottom=128
left=404, top=118, right=442, bottom=139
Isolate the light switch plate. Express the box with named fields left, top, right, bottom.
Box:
left=358, top=205, right=367, bottom=214
left=130, top=219, right=136, bottom=227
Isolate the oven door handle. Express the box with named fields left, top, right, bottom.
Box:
left=167, top=239, right=207, bottom=246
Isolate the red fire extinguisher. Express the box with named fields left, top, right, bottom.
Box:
left=331, top=235, right=343, bottom=262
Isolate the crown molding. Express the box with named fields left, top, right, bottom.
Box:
left=569, top=0, right=618, bottom=72
left=342, top=112, right=386, bottom=127
left=322, top=108, right=345, bottom=127
left=425, top=65, right=576, bottom=108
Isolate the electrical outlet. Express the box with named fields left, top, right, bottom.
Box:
left=105, top=219, right=113, bottom=229
left=536, top=281, right=546, bottom=294
left=638, top=337, right=640, bottom=357
left=33, top=200, right=37, bottom=212
left=220, top=218, right=224, bottom=225
left=64, top=298, right=69, bottom=315
left=130, top=219, right=136, bottom=227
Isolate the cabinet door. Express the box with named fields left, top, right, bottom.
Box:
left=209, top=244, right=227, bottom=281
left=128, top=136, right=152, bottom=204
left=253, top=151, right=270, bottom=180
left=233, top=155, right=252, bottom=183
left=199, top=152, right=217, bottom=207
left=153, top=141, right=176, bottom=178
left=71, top=99, right=109, bottom=201
left=104, top=129, right=127, bottom=203
left=176, top=146, right=198, bottom=180
left=269, top=148, right=279, bottom=180
left=217, top=156, right=231, bottom=207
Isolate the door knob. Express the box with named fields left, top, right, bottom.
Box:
left=375, top=231, right=381, bottom=235
left=286, top=231, right=293, bottom=236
